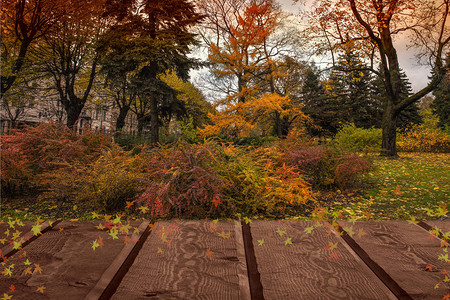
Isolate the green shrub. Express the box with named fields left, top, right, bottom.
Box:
left=334, top=123, right=382, bottom=152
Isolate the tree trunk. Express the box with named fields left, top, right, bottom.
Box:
left=137, top=115, right=145, bottom=136
left=115, top=106, right=130, bottom=132
left=150, top=96, right=159, bottom=145
left=66, top=106, right=82, bottom=129
left=281, top=115, right=290, bottom=137
left=380, top=101, right=398, bottom=157
left=274, top=111, right=282, bottom=138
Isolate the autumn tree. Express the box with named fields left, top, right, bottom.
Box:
left=306, top=0, right=450, bottom=156
left=34, top=0, right=109, bottom=128
left=200, top=0, right=304, bottom=137
left=1, top=0, right=65, bottom=97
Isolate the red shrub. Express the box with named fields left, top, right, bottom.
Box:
left=136, top=142, right=230, bottom=218
left=335, top=155, right=372, bottom=188
left=1, top=122, right=112, bottom=196
left=285, top=147, right=334, bottom=187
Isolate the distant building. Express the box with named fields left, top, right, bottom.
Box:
left=1, top=96, right=137, bottom=135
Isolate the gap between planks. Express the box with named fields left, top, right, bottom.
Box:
left=328, top=221, right=407, bottom=300
left=241, top=221, right=265, bottom=300
left=85, top=220, right=151, bottom=300
left=415, top=221, right=449, bottom=247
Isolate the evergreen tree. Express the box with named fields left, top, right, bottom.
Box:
left=300, top=66, right=330, bottom=136
left=431, top=67, right=450, bottom=128
left=320, top=48, right=377, bottom=134
left=372, top=67, right=422, bottom=130
left=102, top=0, right=204, bottom=143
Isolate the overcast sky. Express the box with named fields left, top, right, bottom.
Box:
left=277, top=0, right=432, bottom=92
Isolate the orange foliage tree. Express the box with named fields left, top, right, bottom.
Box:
left=199, top=0, right=305, bottom=138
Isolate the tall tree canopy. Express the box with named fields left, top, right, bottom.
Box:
left=1, top=0, right=66, bottom=97
left=199, top=0, right=304, bottom=137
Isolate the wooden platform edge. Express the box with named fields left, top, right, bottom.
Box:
left=84, top=220, right=151, bottom=300
left=1, top=219, right=61, bottom=259
left=233, top=220, right=251, bottom=300
left=241, top=221, right=265, bottom=300
left=330, top=221, right=411, bottom=300
left=416, top=221, right=449, bottom=246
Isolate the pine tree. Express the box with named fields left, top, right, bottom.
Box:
left=300, top=66, right=330, bottom=136
left=102, top=0, right=204, bottom=143
left=431, top=65, right=450, bottom=128
left=372, top=67, right=422, bottom=130
left=321, top=47, right=377, bottom=133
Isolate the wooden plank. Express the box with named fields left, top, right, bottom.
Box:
left=342, top=221, right=450, bottom=299
left=0, top=220, right=36, bottom=257
left=111, top=220, right=246, bottom=300
left=1, top=220, right=59, bottom=259
left=85, top=220, right=150, bottom=300
left=250, top=220, right=393, bottom=299
left=0, top=220, right=141, bottom=299
left=234, top=221, right=251, bottom=300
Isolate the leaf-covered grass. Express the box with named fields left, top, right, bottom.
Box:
left=328, top=152, right=449, bottom=220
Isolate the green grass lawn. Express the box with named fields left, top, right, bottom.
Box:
left=1, top=152, right=448, bottom=222
left=328, top=152, right=449, bottom=220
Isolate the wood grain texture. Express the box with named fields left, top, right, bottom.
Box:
left=233, top=221, right=251, bottom=300
left=112, top=220, right=245, bottom=300
left=0, top=220, right=138, bottom=300
left=344, top=221, right=450, bottom=299
left=0, top=221, right=37, bottom=257
left=0, top=220, right=58, bottom=259
left=250, top=220, right=391, bottom=300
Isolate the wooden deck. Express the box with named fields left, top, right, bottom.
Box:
left=0, top=219, right=448, bottom=299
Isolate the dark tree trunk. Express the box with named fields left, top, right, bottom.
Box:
left=137, top=115, right=146, bottom=136
left=274, top=111, right=282, bottom=138
left=380, top=101, right=398, bottom=157
left=150, top=96, right=159, bottom=145
left=281, top=115, right=290, bottom=137
left=66, top=105, right=83, bottom=129
left=115, top=106, right=130, bottom=132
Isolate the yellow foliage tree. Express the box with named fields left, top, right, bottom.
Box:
left=200, top=1, right=306, bottom=138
